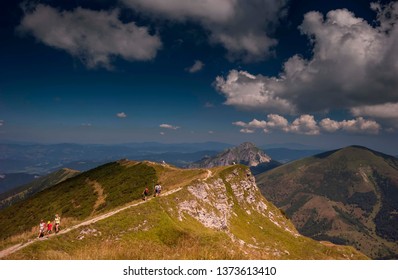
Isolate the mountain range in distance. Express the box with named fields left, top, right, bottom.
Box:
left=0, top=142, right=232, bottom=174
left=0, top=141, right=323, bottom=191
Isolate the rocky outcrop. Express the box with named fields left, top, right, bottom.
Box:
left=189, top=142, right=271, bottom=168
left=178, top=167, right=299, bottom=239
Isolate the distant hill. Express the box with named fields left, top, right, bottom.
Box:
left=0, top=173, right=39, bottom=194
left=0, top=161, right=365, bottom=260
left=256, top=146, right=398, bottom=259
left=189, top=142, right=281, bottom=175
left=0, top=168, right=80, bottom=210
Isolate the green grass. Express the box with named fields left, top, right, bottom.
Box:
left=0, top=161, right=157, bottom=241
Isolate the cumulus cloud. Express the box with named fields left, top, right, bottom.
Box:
left=0, top=120, right=4, bottom=126
left=116, top=112, right=127, bottom=118
left=234, top=114, right=381, bottom=135
left=320, top=117, right=381, bottom=134
left=159, top=123, right=180, bottom=130
left=186, top=60, right=204, bottom=73
left=18, top=4, right=162, bottom=68
left=216, top=3, right=398, bottom=116
left=122, top=0, right=287, bottom=61
left=215, top=70, right=294, bottom=114
left=289, top=115, right=320, bottom=135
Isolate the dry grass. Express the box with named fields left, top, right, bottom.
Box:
left=0, top=216, right=80, bottom=252
left=0, top=226, right=37, bottom=251
left=152, top=165, right=207, bottom=191
left=56, top=236, right=248, bottom=260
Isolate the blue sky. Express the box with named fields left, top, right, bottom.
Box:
left=1, top=0, right=397, bottom=154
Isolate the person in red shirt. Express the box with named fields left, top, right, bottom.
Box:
left=142, top=187, right=149, bottom=200
left=47, top=221, right=53, bottom=235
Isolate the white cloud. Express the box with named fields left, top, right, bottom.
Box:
left=319, top=118, right=341, bottom=133
left=216, top=3, right=398, bottom=114
left=265, top=114, right=289, bottom=132
left=116, top=112, right=127, bottom=118
left=0, top=120, right=4, bottom=126
left=160, top=132, right=165, bottom=135
left=247, top=119, right=268, bottom=129
left=215, top=70, right=295, bottom=114
left=240, top=128, right=255, bottom=134
left=122, top=0, right=287, bottom=61
left=322, top=117, right=382, bottom=134
left=234, top=114, right=381, bottom=135
left=18, top=4, right=162, bottom=68
left=159, top=124, right=180, bottom=130
left=232, top=121, right=247, bottom=127
left=320, top=117, right=381, bottom=134
left=208, top=130, right=214, bottom=134
left=289, top=115, right=320, bottom=135
left=186, top=60, right=204, bottom=73
left=123, top=0, right=236, bottom=23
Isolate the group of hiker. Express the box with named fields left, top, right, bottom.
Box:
left=37, top=183, right=161, bottom=238
left=142, top=183, right=162, bottom=201
left=38, top=214, right=61, bottom=238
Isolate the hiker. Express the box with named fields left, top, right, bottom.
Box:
left=47, top=221, right=53, bottom=235
left=154, top=184, right=162, bottom=197
left=54, top=214, right=61, bottom=233
left=38, top=219, right=46, bottom=238
left=142, top=187, right=149, bottom=201
left=154, top=184, right=159, bottom=197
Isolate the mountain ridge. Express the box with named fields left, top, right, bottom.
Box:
left=0, top=168, right=80, bottom=210
left=256, top=145, right=398, bottom=259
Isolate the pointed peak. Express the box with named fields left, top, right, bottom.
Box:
left=237, top=142, right=257, bottom=149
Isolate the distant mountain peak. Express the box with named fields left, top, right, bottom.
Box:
left=189, top=142, right=271, bottom=168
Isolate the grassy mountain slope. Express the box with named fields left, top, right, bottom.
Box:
left=0, top=161, right=365, bottom=259
left=256, top=146, right=398, bottom=259
left=0, top=168, right=80, bottom=210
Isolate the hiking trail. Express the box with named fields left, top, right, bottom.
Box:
left=0, top=186, right=183, bottom=259
left=204, top=169, right=213, bottom=180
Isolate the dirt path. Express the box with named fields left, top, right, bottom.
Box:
left=86, top=179, right=107, bottom=214
left=0, top=186, right=183, bottom=259
left=204, top=169, right=213, bottom=180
